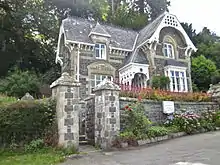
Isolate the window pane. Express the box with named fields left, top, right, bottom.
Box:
left=95, top=44, right=99, bottom=48
left=96, top=75, right=101, bottom=80
left=172, top=77, right=175, bottom=90
left=181, top=72, right=184, bottom=77
left=175, top=71, right=179, bottom=77
left=176, top=77, right=180, bottom=91
left=182, top=78, right=186, bottom=91
left=101, top=49, right=105, bottom=58
left=101, top=44, right=105, bottom=48
left=171, top=71, right=174, bottom=76
left=95, top=49, right=100, bottom=58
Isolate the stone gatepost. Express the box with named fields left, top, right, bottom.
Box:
left=93, top=79, right=120, bottom=150
left=50, top=72, right=80, bottom=149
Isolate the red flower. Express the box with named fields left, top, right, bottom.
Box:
left=125, top=105, right=129, bottom=109
left=128, top=108, right=132, bottom=111
left=138, top=95, right=142, bottom=102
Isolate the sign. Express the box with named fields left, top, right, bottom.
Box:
left=88, top=62, right=116, bottom=76
left=162, top=101, right=175, bottom=114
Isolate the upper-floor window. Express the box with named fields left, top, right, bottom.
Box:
left=163, top=43, right=174, bottom=58
left=95, top=44, right=106, bottom=60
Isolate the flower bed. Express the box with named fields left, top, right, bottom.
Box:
left=113, top=100, right=220, bottom=149
left=120, top=88, right=211, bottom=102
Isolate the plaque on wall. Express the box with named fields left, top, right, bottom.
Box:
left=162, top=101, right=175, bottom=114
left=88, top=61, right=116, bottom=76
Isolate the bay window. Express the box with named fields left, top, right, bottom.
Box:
left=165, top=67, right=188, bottom=92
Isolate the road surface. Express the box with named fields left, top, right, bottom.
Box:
left=61, top=131, right=220, bottom=165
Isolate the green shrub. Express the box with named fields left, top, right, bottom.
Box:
left=166, top=125, right=181, bottom=133
left=0, top=68, right=41, bottom=98
left=24, top=139, right=44, bottom=153
left=0, top=98, right=56, bottom=146
left=122, top=102, right=151, bottom=139
left=151, top=76, right=170, bottom=90
left=147, top=126, right=169, bottom=138
left=0, top=94, right=17, bottom=105
left=55, top=145, right=78, bottom=156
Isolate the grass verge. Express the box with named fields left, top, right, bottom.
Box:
left=0, top=148, right=70, bottom=165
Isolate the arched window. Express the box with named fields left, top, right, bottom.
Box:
left=163, top=43, right=174, bottom=58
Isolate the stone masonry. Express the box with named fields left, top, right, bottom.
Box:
left=120, top=97, right=219, bottom=124
left=93, top=79, right=120, bottom=150
left=50, top=72, right=81, bottom=149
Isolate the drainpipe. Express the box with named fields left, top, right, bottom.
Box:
left=77, top=44, right=80, bottom=82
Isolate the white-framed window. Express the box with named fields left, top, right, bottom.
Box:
left=90, top=74, right=112, bottom=92
left=163, top=43, right=174, bottom=58
left=165, top=67, right=188, bottom=92
left=95, top=44, right=106, bottom=59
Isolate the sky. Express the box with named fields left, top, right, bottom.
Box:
left=169, top=0, right=220, bottom=35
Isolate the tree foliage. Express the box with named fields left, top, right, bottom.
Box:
left=0, top=68, right=41, bottom=98
left=191, top=55, right=217, bottom=91
left=0, top=0, right=61, bottom=81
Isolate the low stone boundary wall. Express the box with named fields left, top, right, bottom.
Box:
left=120, top=97, right=219, bottom=123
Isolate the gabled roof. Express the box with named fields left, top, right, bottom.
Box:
left=136, top=13, right=166, bottom=46
left=60, top=12, right=197, bottom=53
left=89, top=22, right=111, bottom=38
left=62, top=17, right=138, bottom=50
left=123, top=49, right=149, bottom=66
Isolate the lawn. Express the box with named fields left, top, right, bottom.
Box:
left=0, top=148, right=66, bottom=165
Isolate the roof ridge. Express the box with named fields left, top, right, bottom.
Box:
left=64, top=16, right=139, bottom=33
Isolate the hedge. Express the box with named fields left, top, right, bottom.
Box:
left=0, top=98, right=56, bottom=147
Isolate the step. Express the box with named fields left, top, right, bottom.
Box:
left=79, top=135, right=86, bottom=141
left=79, top=140, right=89, bottom=145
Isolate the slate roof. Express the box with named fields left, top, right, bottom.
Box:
left=89, top=22, right=111, bottom=37
left=62, top=17, right=138, bottom=50
left=165, top=59, right=186, bottom=67
left=123, top=49, right=149, bottom=66
left=136, top=13, right=166, bottom=46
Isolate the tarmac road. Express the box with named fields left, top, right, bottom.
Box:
left=60, top=131, right=220, bottom=165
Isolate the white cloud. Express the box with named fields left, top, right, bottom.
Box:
left=169, top=0, right=220, bottom=35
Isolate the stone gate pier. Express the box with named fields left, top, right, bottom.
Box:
left=50, top=72, right=80, bottom=149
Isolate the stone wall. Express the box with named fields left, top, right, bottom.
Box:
left=120, top=97, right=219, bottom=123
left=78, top=49, right=124, bottom=99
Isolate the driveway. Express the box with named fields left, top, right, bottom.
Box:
left=60, top=131, right=220, bottom=165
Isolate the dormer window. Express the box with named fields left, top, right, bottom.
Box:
left=95, top=44, right=106, bottom=60
left=163, top=43, right=174, bottom=58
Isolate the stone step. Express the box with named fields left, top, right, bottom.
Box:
left=79, top=140, right=89, bottom=145
left=79, top=135, right=86, bottom=141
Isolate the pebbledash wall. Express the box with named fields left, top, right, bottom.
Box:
left=119, top=97, right=220, bottom=123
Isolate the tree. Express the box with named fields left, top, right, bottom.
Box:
left=191, top=55, right=218, bottom=91
left=130, top=0, right=170, bottom=20
left=0, top=68, right=41, bottom=98
left=110, top=4, right=148, bottom=30
left=181, top=22, right=196, bottom=42
left=0, top=0, right=61, bottom=82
